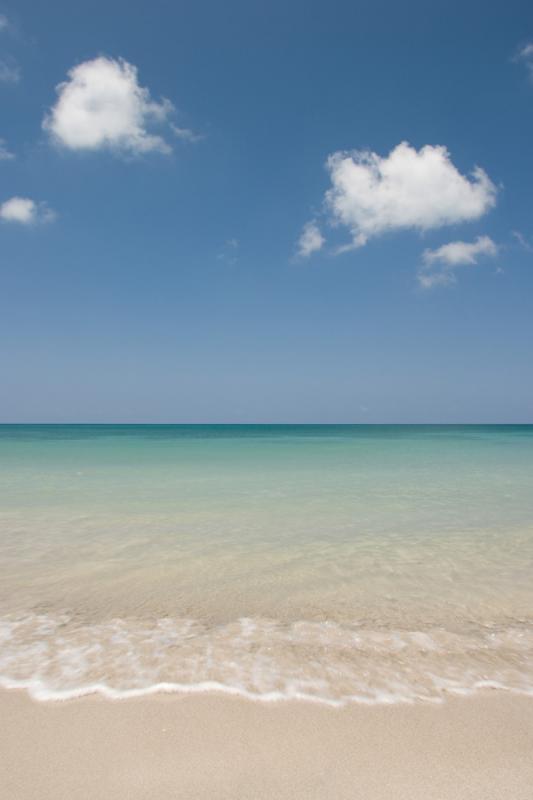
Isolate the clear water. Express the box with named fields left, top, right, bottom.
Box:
left=1, top=425, right=532, bottom=703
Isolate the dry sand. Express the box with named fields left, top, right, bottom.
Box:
left=1, top=690, right=533, bottom=799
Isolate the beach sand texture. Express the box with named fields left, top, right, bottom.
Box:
left=2, top=691, right=533, bottom=799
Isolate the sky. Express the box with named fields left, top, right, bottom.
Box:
left=1, top=0, right=532, bottom=423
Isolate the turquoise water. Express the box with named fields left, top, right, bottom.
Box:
left=1, top=425, right=532, bottom=703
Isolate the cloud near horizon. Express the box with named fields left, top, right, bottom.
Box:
left=43, top=56, right=177, bottom=156
left=0, top=196, right=56, bottom=224
left=418, top=235, right=498, bottom=289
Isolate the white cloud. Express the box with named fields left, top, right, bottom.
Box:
left=0, top=60, right=20, bottom=84
left=422, top=235, right=497, bottom=266
left=0, top=14, right=9, bottom=31
left=297, top=221, right=325, bottom=258
left=417, top=270, right=456, bottom=289
left=0, top=197, right=35, bottom=223
left=0, top=138, right=15, bottom=160
left=170, top=123, right=203, bottom=143
left=0, top=196, right=56, bottom=224
left=43, top=56, right=175, bottom=155
left=324, top=142, right=496, bottom=248
left=418, top=235, right=498, bottom=289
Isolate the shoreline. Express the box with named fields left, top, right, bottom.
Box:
left=3, top=675, right=533, bottom=705
left=2, top=689, right=533, bottom=799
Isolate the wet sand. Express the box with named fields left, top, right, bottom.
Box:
left=1, top=691, right=533, bottom=799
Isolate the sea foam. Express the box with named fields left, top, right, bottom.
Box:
left=2, top=613, right=533, bottom=705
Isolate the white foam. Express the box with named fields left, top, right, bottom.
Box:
left=1, top=613, right=533, bottom=706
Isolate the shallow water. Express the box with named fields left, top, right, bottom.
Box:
left=1, top=425, right=532, bottom=703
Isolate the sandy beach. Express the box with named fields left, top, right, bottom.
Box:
left=2, top=691, right=533, bottom=799
left=2, top=429, right=533, bottom=796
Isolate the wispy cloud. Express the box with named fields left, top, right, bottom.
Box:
left=0, top=16, right=21, bottom=83
left=297, top=221, right=325, bottom=258
left=0, top=59, right=20, bottom=84
left=418, top=235, right=498, bottom=289
left=422, top=235, right=498, bottom=267
left=512, top=230, right=533, bottom=252
left=0, top=138, right=15, bottom=160
left=515, top=42, right=533, bottom=81
left=217, top=238, right=240, bottom=264
left=170, top=123, right=204, bottom=143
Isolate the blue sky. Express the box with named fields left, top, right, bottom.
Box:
left=1, top=0, right=532, bottom=423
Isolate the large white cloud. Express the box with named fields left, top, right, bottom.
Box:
left=297, top=221, right=325, bottom=258
left=323, top=142, right=496, bottom=248
left=0, top=196, right=55, bottom=224
left=43, top=56, right=175, bottom=155
left=418, top=235, right=498, bottom=289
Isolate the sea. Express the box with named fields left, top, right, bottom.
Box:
left=1, top=424, right=532, bottom=705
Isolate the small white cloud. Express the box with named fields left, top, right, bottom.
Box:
left=324, top=142, right=496, bottom=249
left=418, top=235, right=498, bottom=289
left=0, top=60, right=20, bottom=84
left=0, top=14, right=9, bottom=31
left=297, top=220, right=325, bottom=258
left=422, top=235, right=497, bottom=266
left=417, top=270, right=456, bottom=289
left=43, top=56, right=175, bottom=156
left=0, top=138, right=15, bottom=159
left=0, top=196, right=56, bottom=224
left=170, top=123, right=203, bottom=143
left=0, top=197, right=35, bottom=223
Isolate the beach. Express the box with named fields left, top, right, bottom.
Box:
left=2, top=690, right=533, bottom=799
left=1, top=425, right=533, bottom=796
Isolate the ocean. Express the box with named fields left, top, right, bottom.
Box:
left=1, top=424, right=532, bottom=704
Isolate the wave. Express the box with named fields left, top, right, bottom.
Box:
left=1, top=614, right=533, bottom=705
